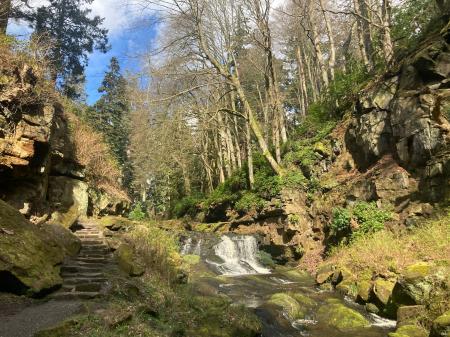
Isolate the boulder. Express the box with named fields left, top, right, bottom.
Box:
left=0, top=200, right=64, bottom=295
left=357, top=280, right=373, bottom=303
left=115, top=244, right=145, bottom=277
left=267, top=293, right=307, bottom=320
left=397, top=305, right=426, bottom=327
left=39, top=223, right=81, bottom=257
left=388, top=324, right=429, bottom=337
left=392, top=262, right=447, bottom=306
left=373, top=278, right=396, bottom=305
left=316, top=300, right=370, bottom=331
left=316, top=264, right=334, bottom=284
left=430, top=310, right=450, bottom=337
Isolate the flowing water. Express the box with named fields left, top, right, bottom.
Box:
left=181, top=234, right=396, bottom=337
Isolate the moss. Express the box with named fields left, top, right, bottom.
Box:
left=268, top=293, right=306, bottom=320
left=289, top=292, right=317, bottom=307
left=115, top=244, right=145, bottom=277
left=388, top=324, right=429, bottom=337
left=404, top=262, right=433, bottom=280
left=316, top=302, right=370, bottom=331
left=357, top=280, right=373, bottom=302
left=182, top=254, right=201, bottom=266
left=373, top=278, right=396, bottom=305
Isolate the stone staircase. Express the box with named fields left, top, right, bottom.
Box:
left=50, top=221, right=115, bottom=300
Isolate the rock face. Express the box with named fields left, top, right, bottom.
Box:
left=0, top=61, right=128, bottom=226
left=0, top=200, right=78, bottom=295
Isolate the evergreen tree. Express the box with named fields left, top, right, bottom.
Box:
left=33, top=0, right=109, bottom=98
left=93, top=57, right=133, bottom=190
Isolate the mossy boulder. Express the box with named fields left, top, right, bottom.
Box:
left=316, top=264, right=334, bottom=284
left=0, top=200, right=64, bottom=295
left=388, top=324, right=429, bottom=337
left=316, top=301, right=370, bottom=331
left=40, top=223, right=81, bottom=257
left=373, top=278, right=396, bottom=305
left=397, top=305, right=426, bottom=327
left=430, top=310, right=450, bottom=337
left=357, top=280, right=373, bottom=303
left=115, top=243, right=145, bottom=277
left=392, top=262, right=448, bottom=307
left=267, top=293, right=306, bottom=320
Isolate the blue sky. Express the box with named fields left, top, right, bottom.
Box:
left=7, top=0, right=158, bottom=105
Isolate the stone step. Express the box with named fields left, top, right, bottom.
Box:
left=62, top=282, right=103, bottom=293
left=64, top=277, right=108, bottom=285
left=61, top=266, right=104, bottom=274
left=80, top=240, right=105, bottom=245
left=62, top=272, right=105, bottom=278
left=74, top=257, right=108, bottom=263
left=64, top=262, right=108, bottom=269
left=69, top=259, right=109, bottom=266
left=50, top=291, right=102, bottom=300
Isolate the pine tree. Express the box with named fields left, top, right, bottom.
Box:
left=33, top=0, right=109, bottom=98
left=93, top=57, right=133, bottom=190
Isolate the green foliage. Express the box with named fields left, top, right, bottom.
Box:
left=392, top=0, right=440, bottom=55
left=253, top=152, right=282, bottom=199
left=128, top=203, right=147, bottom=221
left=331, top=207, right=352, bottom=233
left=89, top=57, right=132, bottom=190
left=352, top=202, right=393, bottom=238
left=235, top=192, right=266, bottom=212
left=281, top=170, right=307, bottom=189
left=257, top=251, right=276, bottom=268
left=288, top=214, right=300, bottom=225
left=331, top=202, right=393, bottom=239
left=33, top=0, right=109, bottom=98
left=172, top=195, right=203, bottom=218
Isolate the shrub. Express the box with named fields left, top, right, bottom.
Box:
left=330, top=202, right=393, bottom=239
left=281, top=170, right=307, bottom=190
left=331, top=207, right=352, bottom=233
left=172, top=195, right=203, bottom=218
left=352, top=202, right=392, bottom=238
left=128, top=203, right=147, bottom=221
left=235, top=192, right=266, bottom=213
left=126, top=223, right=181, bottom=283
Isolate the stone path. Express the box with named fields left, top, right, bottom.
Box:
left=49, top=221, right=115, bottom=300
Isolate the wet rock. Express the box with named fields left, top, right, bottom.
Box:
left=115, top=244, right=145, bottom=277
left=0, top=200, right=64, bottom=295
left=365, top=303, right=380, bottom=314
left=430, top=310, right=450, bottom=337
left=388, top=324, right=429, bottom=337
left=316, top=300, right=370, bottom=331
left=267, top=293, right=306, bottom=320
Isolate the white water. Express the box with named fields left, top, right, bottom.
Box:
left=180, top=237, right=202, bottom=255
left=210, top=235, right=271, bottom=276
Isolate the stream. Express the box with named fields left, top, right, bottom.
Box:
left=181, top=233, right=396, bottom=337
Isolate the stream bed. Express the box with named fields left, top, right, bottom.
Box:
left=181, top=233, right=396, bottom=337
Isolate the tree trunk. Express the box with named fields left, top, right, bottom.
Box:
left=0, top=0, right=11, bottom=34
left=381, top=0, right=394, bottom=63
left=245, top=112, right=254, bottom=189
left=319, top=0, right=336, bottom=81
left=296, top=45, right=309, bottom=115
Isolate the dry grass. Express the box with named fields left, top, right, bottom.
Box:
left=126, top=223, right=182, bottom=284
left=325, top=210, right=450, bottom=276
left=64, top=107, right=129, bottom=201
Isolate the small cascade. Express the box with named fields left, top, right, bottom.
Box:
left=180, top=236, right=202, bottom=255
left=209, top=235, right=271, bottom=276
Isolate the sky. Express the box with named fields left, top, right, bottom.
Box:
left=7, top=0, right=158, bottom=104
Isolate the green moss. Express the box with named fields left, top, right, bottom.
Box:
left=268, top=293, right=306, bottom=320
left=183, top=254, right=201, bottom=266
left=388, top=324, right=429, bottom=337
left=235, top=192, right=266, bottom=212
left=404, top=262, right=433, bottom=280
left=317, top=302, right=370, bottom=331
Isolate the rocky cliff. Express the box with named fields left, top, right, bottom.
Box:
left=216, top=21, right=450, bottom=266
left=0, top=62, right=128, bottom=226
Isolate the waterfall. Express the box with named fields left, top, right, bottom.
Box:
left=180, top=237, right=202, bottom=255
left=209, top=235, right=271, bottom=276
